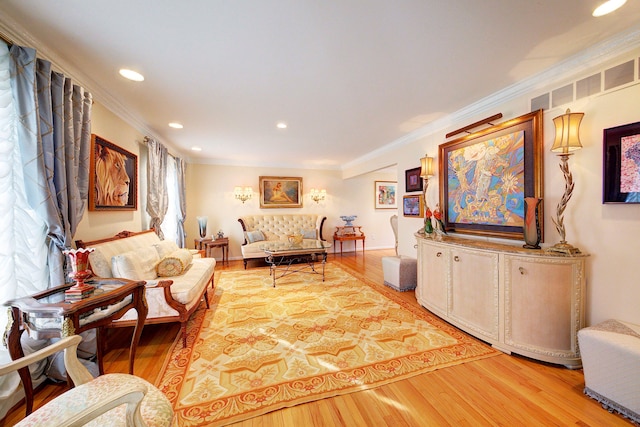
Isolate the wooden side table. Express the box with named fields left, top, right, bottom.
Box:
left=4, top=278, right=147, bottom=416
left=333, top=225, right=366, bottom=255
left=205, top=237, right=229, bottom=266
left=195, top=237, right=213, bottom=250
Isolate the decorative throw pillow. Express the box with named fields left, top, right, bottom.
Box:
left=301, top=228, right=316, bottom=239
left=154, top=240, right=180, bottom=259
left=112, top=246, right=160, bottom=280
left=89, top=250, right=113, bottom=278
left=156, top=248, right=194, bottom=277
left=245, top=230, right=265, bottom=243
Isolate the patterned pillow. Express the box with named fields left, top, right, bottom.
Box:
left=156, top=248, right=193, bottom=277
left=89, top=250, right=113, bottom=278
left=245, top=230, right=265, bottom=243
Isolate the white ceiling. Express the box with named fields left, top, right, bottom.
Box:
left=1, top=1, right=640, bottom=169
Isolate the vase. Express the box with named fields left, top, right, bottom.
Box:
left=523, top=197, right=542, bottom=249
left=197, top=216, right=208, bottom=239
left=63, top=248, right=95, bottom=299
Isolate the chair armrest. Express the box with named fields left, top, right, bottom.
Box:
left=17, top=379, right=148, bottom=427
left=0, top=335, right=79, bottom=375
left=55, top=382, right=147, bottom=427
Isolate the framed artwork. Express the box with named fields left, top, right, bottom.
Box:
left=259, top=176, right=303, bottom=208
left=403, top=194, right=424, bottom=217
left=603, top=121, right=640, bottom=203
left=439, top=110, right=543, bottom=239
left=89, top=134, right=137, bottom=211
left=375, top=181, right=397, bottom=209
left=405, top=167, right=423, bottom=192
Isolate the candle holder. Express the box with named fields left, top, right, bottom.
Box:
left=63, top=248, right=95, bottom=300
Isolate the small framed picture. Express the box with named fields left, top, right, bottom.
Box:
left=405, top=167, right=423, bottom=192
left=375, top=181, right=397, bottom=209
left=403, top=195, right=424, bottom=217
left=603, top=121, right=640, bottom=203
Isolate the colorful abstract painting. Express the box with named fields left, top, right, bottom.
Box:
left=620, top=133, right=640, bottom=193
left=446, top=130, right=525, bottom=227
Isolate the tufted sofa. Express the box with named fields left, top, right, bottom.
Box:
left=238, top=214, right=326, bottom=268
left=76, top=229, right=215, bottom=347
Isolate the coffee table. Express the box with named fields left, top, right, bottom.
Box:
left=262, top=240, right=332, bottom=287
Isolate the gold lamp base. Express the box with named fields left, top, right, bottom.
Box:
left=547, top=242, right=581, bottom=255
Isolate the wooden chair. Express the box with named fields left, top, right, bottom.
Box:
left=0, top=335, right=173, bottom=426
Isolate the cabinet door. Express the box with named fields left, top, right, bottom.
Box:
left=416, top=239, right=448, bottom=318
left=504, top=256, right=584, bottom=361
left=449, top=247, right=500, bottom=341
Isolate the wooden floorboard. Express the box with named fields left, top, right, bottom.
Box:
left=2, top=249, right=632, bottom=426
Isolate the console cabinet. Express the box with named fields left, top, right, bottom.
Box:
left=416, top=234, right=587, bottom=368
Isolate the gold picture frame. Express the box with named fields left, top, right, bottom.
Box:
left=439, top=110, right=543, bottom=239
left=259, top=176, right=303, bottom=208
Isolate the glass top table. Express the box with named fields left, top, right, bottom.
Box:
left=4, top=278, right=147, bottom=416
left=260, top=240, right=331, bottom=287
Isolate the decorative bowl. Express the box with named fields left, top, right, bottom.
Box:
left=340, top=215, right=357, bottom=226
left=287, top=234, right=303, bottom=245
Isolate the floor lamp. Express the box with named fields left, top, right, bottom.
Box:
left=548, top=109, right=583, bottom=255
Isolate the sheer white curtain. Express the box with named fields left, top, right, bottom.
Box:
left=0, top=41, right=93, bottom=417
left=161, top=155, right=179, bottom=244
left=0, top=41, right=48, bottom=419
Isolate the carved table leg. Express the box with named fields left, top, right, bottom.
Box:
left=6, top=307, right=33, bottom=416
left=129, top=287, right=148, bottom=374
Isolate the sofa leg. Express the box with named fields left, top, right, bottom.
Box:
left=243, top=259, right=247, bottom=269
left=204, top=289, right=210, bottom=309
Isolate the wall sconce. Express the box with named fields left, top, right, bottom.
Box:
left=310, top=188, right=326, bottom=203
left=549, top=109, right=583, bottom=255
left=234, top=186, right=252, bottom=203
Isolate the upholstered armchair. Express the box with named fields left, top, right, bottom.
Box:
left=0, top=335, right=173, bottom=426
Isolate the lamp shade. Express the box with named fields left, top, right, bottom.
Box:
left=420, top=156, right=434, bottom=178
left=551, top=109, right=584, bottom=154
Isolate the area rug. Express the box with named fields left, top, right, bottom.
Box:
left=156, top=264, right=499, bottom=426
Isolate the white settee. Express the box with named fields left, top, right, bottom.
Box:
left=76, top=230, right=215, bottom=346
left=238, top=214, right=327, bottom=268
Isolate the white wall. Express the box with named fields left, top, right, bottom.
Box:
left=184, top=164, right=397, bottom=259
left=75, top=103, right=149, bottom=242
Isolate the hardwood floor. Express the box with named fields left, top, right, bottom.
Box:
left=3, top=250, right=631, bottom=426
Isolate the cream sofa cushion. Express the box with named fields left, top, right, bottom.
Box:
left=111, top=246, right=160, bottom=280
left=154, top=240, right=180, bottom=259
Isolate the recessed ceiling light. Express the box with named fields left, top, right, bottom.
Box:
left=276, top=122, right=287, bottom=129
left=168, top=122, right=184, bottom=129
left=119, top=68, right=144, bottom=81
left=191, top=146, right=202, bottom=152
left=593, top=0, right=627, bottom=17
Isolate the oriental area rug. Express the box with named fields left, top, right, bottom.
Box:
left=156, top=265, right=499, bottom=426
